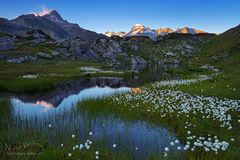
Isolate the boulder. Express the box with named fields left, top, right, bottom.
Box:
left=166, top=52, right=174, bottom=56
left=37, top=52, right=53, bottom=59
left=6, top=55, right=37, bottom=64
left=25, top=55, right=37, bottom=61
left=51, top=51, right=60, bottom=57
left=22, top=74, right=37, bottom=79
left=7, top=57, right=25, bottom=63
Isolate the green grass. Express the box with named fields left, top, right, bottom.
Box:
left=175, top=74, right=240, bottom=99
left=78, top=80, right=240, bottom=160
left=183, top=25, right=240, bottom=99
left=0, top=60, right=98, bottom=92
left=0, top=59, right=136, bottom=93
left=0, top=25, right=239, bottom=159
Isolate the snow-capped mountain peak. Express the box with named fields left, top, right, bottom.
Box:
left=105, top=25, right=207, bottom=40
left=32, top=6, right=52, bottom=17
left=42, top=10, right=65, bottom=23
left=156, top=27, right=173, bottom=36
left=175, top=27, right=206, bottom=34
left=125, top=24, right=157, bottom=40
left=105, top=31, right=126, bottom=37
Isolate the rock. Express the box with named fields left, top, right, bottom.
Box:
left=18, top=57, right=25, bottom=62
left=166, top=52, right=174, bottom=56
left=84, top=49, right=97, bottom=60
left=200, top=64, right=220, bottom=72
left=108, top=40, right=122, bottom=53
left=55, top=47, right=68, bottom=54
left=22, top=74, right=37, bottom=79
left=51, top=51, right=60, bottom=56
left=32, top=31, right=46, bottom=39
left=66, top=53, right=73, bottom=57
left=173, top=59, right=180, bottom=64
left=6, top=55, right=37, bottom=64
left=89, top=38, right=122, bottom=62
left=130, top=45, right=139, bottom=51
left=32, top=38, right=46, bottom=44
left=25, top=55, right=37, bottom=61
left=0, top=37, right=15, bottom=51
left=131, top=56, right=147, bottom=71
left=7, top=57, right=25, bottom=63
left=131, top=56, right=147, bottom=65
left=185, top=44, right=194, bottom=50
left=37, top=52, right=53, bottom=59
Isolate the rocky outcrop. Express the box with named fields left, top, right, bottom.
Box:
left=131, top=56, right=147, bottom=65
left=89, top=38, right=123, bottom=64
left=9, top=10, right=105, bottom=42
left=55, top=38, right=92, bottom=58
left=13, top=14, right=70, bottom=40
left=0, top=10, right=105, bottom=42
left=131, top=56, right=147, bottom=70
left=43, top=10, right=105, bottom=42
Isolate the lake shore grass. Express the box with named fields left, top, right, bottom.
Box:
left=0, top=60, right=137, bottom=93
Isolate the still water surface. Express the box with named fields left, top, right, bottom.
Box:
left=3, top=65, right=182, bottom=158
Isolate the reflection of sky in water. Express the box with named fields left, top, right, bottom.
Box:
left=87, top=117, right=181, bottom=156
left=11, top=86, right=130, bottom=117
left=10, top=85, right=182, bottom=158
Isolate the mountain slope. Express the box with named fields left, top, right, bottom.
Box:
left=195, top=24, right=240, bottom=71
left=0, top=10, right=104, bottom=42
left=43, top=10, right=104, bottom=42
left=0, top=18, right=30, bottom=36
left=12, top=14, right=70, bottom=40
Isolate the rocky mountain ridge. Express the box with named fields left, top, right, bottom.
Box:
left=1, top=10, right=104, bottom=42
left=0, top=10, right=216, bottom=69
left=105, top=24, right=207, bottom=40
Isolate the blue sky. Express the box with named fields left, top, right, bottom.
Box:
left=0, top=0, right=239, bottom=34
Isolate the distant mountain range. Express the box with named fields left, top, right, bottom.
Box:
left=0, top=10, right=104, bottom=42
left=0, top=9, right=208, bottom=42
left=105, top=24, right=207, bottom=40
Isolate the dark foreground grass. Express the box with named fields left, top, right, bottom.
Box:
left=0, top=100, right=172, bottom=160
